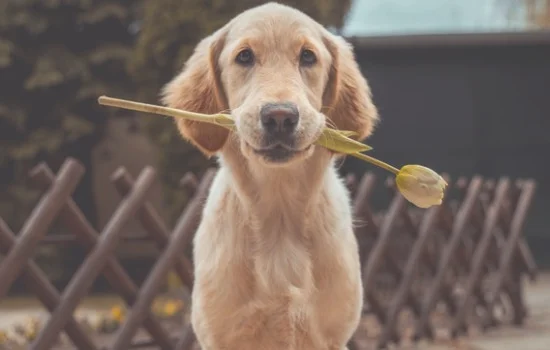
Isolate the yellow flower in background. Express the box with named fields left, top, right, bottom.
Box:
left=5, top=324, right=27, bottom=346
left=22, top=317, right=41, bottom=341
left=162, top=300, right=184, bottom=317
left=152, top=299, right=184, bottom=318
left=395, top=165, right=447, bottom=208
left=0, top=330, right=7, bottom=344
left=110, top=305, right=125, bottom=323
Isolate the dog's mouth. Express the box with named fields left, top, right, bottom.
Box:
left=251, top=143, right=313, bottom=163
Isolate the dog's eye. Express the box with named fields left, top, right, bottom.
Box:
left=300, top=49, right=317, bottom=66
left=235, top=49, right=254, bottom=66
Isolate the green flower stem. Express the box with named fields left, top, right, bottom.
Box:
left=350, top=152, right=400, bottom=175
left=98, top=96, right=233, bottom=127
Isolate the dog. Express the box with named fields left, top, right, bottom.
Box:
left=162, top=3, right=378, bottom=349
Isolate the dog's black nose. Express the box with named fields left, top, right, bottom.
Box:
left=260, top=102, right=299, bottom=136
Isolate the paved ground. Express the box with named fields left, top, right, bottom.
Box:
left=0, top=295, right=125, bottom=330
left=426, top=273, right=550, bottom=350
left=1, top=274, right=549, bottom=349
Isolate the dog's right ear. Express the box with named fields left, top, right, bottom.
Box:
left=162, top=29, right=229, bottom=157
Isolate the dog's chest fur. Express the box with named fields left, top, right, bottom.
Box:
left=191, top=166, right=363, bottom=350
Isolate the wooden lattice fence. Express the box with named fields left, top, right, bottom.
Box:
left=0, top=157, right=538, bottom=349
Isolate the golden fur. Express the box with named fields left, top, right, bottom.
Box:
left=162, top=3, right=378, bottom=349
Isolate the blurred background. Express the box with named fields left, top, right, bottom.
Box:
left=0, top=1, right=549, bottom=348
left=0, top=0, right=549, bottom=290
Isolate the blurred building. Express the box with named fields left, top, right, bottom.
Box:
left=339, top=0, right=550, bottom=266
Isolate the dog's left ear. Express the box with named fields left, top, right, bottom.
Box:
left=322, top=32, right=379, bottom=141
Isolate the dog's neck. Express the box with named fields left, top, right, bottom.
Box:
left=219, top=146, right=339, bottom=293
left=220, top=146, right=335, bottom=222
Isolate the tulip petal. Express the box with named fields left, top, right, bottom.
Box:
left=395, top=165, right=446, bottom=208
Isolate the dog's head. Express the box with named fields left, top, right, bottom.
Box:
left=163, top=2, right=378, bottom=167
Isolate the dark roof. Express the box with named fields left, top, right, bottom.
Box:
left=346, top=30, right=550, bottom=50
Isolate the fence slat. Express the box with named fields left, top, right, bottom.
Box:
left=361, top=193, right=408, bottom=336
left=29, top=164, right=174, bottom=349
left=173, top=324, right=196, bottom=350
left=488, top=181, right=533, bottom=324
left=0, top=219, right=98, bottom=350
left=378, top=180, right=450, bottom=346
left=0, top=155, right=538, bottom=350
left=507, top=181, right=538, bottom=281
left=31, top=167, right=158, bottom=350
left=111, top=169, right=216, bottom=350
left=415, top=176, right=484, bottom=339
left=352, top=172, right=377, bottom=262
left=111, top=169, right=195, bottom=290
left=450, top=178, right=510, bottom=336
left=471, top=179, right=527, bottom=328
left=480, top=180, right=536, bottom=328
left=0, top=159, right=84, bottom=300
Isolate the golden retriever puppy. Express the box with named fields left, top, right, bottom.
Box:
left=162, top=2, right=378, bottom=349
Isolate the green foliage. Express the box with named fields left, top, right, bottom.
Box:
left=0, top=0, right=352, bottom=290
left=128, top=0, right=351, bottom=223
left=0, top=0, right=139, bottom=230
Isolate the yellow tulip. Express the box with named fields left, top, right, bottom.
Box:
left=395, top=165, right=447, bottom=208
left=351, top=153, right=446, bottom=208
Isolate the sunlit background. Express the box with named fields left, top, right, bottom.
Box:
left=343, top=0, right=540, bottom=35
